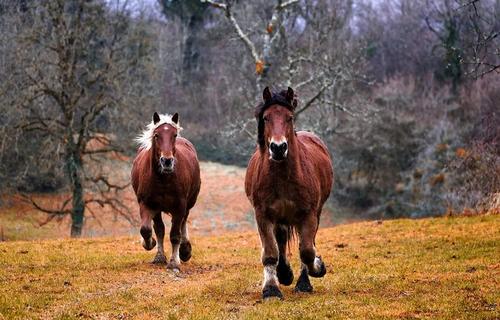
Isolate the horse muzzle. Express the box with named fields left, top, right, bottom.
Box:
left=269, top=141, right=288, bottom=162
left=159, top=156, right=175, bottom=173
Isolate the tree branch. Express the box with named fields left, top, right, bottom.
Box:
left=295, top=80, right=333, bottom=117
left=203, top=0, right=260, bottom=63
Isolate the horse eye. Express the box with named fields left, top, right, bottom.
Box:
left=263, top=116, right=269, bottom=122
left=153, top=134, right=158, bottom=139
left=174, top=134, right=178, bottom=138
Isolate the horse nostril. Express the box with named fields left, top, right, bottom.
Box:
left=165, top=158, right=173, bottom=167
left=270, top=142, right=278, bottom=153
left=270, top=142, right=287, bottom=155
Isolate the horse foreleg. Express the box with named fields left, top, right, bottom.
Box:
left=295, top=214, right=326, bottom=293
left=179, top=214, right=192, bottom=262
left=257, top=213, right=282, bottom=300
left=166, top=214, right=183, bottom=271
left=140, top=203, right=157, bottom=251
left=152, top=213, right=167, bottom=264
left=275, top=224, right=294, bottom=286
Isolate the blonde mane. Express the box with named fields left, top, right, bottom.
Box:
left=136, top=114, right=183, bottom=150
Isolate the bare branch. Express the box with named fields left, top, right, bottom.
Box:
left=278, top=0, right=299, bottom=10
left=203, top=0, right=260, bottom=63
left=295, top=80, right=333, bottom=117
left=20, top=193, right=72, bottom=217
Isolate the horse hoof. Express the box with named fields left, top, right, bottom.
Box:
left=262, top=285, right=283, bottom=300
left=167, top=261, right=180, bottom=272
left=294, top=280, right=313, bottom=293
left=179, top=242, right=192, bottom=262
left=277, top=261, right=294, bottom=286
left=308, top=256, right=326, bottom=278
left=294, top=269, right=313, bottom=293
left=152, top=253, right=167, bottom=264
left=142, top=237, right=156, bottom=251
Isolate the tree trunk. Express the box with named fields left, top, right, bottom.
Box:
left=67, top=149, right=85, bottom=238
left=182, top=13, right=203, bottom=85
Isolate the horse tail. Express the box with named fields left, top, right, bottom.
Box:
left=276, top=224, right=297, bottom=254
left=287, top=225, right=296, bottom=252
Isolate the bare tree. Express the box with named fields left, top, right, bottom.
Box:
left=7, top=0, right=146, bottom=236
left=202, top=0, right=364, bottom=118
left=202, top=0, right=298, bottom=88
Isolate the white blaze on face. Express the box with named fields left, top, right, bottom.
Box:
left=160, top=152, right=173, bottom=159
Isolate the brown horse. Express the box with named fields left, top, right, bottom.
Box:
left=132, top=112, right=201, bottom=271
left=245, top=87, right=333, bottom=299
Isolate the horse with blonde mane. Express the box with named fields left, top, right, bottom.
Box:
left=132, top=112, right=201, bottom=271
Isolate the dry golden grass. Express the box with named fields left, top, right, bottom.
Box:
left=0, top=215, right=499, bottom=319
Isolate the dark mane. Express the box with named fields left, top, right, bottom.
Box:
left=255, top=89, right=297, bottom=150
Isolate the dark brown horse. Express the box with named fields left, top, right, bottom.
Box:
left=245, top=87, right=333, bottom=299
left=132, top=112, right=201, bottom=271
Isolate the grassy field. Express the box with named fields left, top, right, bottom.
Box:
left=0, top=214, right=498, bottom=319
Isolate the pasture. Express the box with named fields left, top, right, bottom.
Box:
left=1, top=215, right=498, bottom=319
left=0, top=1, right=498, bottom=319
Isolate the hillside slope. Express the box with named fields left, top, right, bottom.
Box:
left=0, top=215, right=498, bottom=319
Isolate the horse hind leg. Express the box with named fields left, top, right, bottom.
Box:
left=140, top=203, right=157, bottom=251
left=275, top=224, right=294, bottom=286
left=152, top=213, right=167, bottom=264
left=179, top=214, right=192, bottom=262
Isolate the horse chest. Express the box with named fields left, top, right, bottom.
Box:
left=268, top=198, right=298, bottom=218
left=139, top=181, right=182, bottom=211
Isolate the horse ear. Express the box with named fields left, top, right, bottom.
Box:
left=286, top=87, right=294, bottom=103
left=263, top=87, right=272, bottom=103
left=171, top=113, right=179, bottom=124
left=153, top=112, right=160, bottom=124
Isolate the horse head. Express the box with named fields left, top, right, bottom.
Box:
left=256, top=87, right=297, bottom=162
left=151, top=112, right=180, bottom=174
